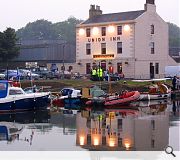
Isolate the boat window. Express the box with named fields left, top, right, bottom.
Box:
left=0, top=82, right=8, bottom=98
left=9, top=89, right=24, bottom=95
left=61, top=89, right=72, bottom=96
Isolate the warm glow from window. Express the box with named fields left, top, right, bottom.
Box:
left=109, top=138, right=116, bottom=147
left=79, top=136, right=85, bottom=146
left=93, top=138, right=99, bottom=146
left=92, top=27, right=99, bottom=36
left=79, top=28, right=85, bottom=35
left=108, top=26, right=115, bottom=33
left=124, top=25, right=130, bottom=32
left=124, top=142, right=130, bottom=149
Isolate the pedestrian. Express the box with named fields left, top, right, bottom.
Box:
left=91, top=67, right=97, bottom=81
left=176, top=77, right=180, bottom=90
left=172, top=76, right=177, bottom=90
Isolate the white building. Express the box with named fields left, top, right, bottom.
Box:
left=76, top=0, right=177, bottom=79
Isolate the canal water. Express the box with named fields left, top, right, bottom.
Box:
left=0, top=99, right=179, bottom=151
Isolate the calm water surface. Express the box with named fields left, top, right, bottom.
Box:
left=0, top=99, right=179, bottom=151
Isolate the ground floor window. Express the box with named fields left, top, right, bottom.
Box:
left=86, top=63, right=91, bottom=74
left=155, top=63, right=159, bottom=74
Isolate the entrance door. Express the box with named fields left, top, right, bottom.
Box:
left=101, top=61, right=106, bottom=71
left=150, top=63, right=155, bottom=79
left=117, top=63, right=123, bottom=74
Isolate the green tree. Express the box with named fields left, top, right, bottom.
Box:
left=16, top=17, right=83, bottom=44
left=0, top=28, right=20, bottom=62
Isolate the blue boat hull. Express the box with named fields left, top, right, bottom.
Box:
left=0, top=95, right=50, bottom=113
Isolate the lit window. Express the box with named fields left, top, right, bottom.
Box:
left=102, top=27, right=106, bottom=36
left=79, top=28, right=85, bottom=35
left=124, top=25, right=130, bottom=32
left=92, top=27, right=99, bottom=36
left=117, top=42, right=122, bottom=54
left=117, top=26, right=122, bottom=35
left=151, top=25, right=154, bottom=34
left=86, top=43, right=91, bottom=55
left=101, top=43, right=106, bottom=54
left=108, top=26, right=115, bottom=33
left=86, top=28, right=91, bottom=37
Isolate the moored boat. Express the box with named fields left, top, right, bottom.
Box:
left=0, top=80, right=50, bottom=112
left=86, top=91, right=140, bottom=107
left=139, top=83, right=171, bottom=101
left=52, top=88, right=82, bottom=107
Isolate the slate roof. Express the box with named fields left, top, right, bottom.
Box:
left=82, top=10, right=145, bottom=25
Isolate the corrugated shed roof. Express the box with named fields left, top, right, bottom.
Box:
left=82, top=10, right=145, bottom=25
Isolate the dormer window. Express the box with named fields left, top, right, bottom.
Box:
left=86, top=28, right=91, bottom=37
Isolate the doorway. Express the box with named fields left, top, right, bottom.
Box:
left=150, top=63, right=155, bottom=79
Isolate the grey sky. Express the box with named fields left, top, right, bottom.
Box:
left=0, top=0, right=179, bottom=31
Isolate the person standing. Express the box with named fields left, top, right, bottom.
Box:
left=91, top=67, right=97, bottom=81
left=172, top=76, right=177, bottom=90
left=176, top=77, right=180, bottom=90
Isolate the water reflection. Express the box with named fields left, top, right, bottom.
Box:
left=0, top=99, right=179, bottom=151
left=76, top=100, right=169, bottom=151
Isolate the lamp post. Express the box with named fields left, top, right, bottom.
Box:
left=62, top=44, right=65, bottom=80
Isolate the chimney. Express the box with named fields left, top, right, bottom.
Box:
left=145, top=0, right=156, bottom=12
left=89, top=5, right=102, bottom=19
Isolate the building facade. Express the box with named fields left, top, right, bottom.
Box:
left=76, top=0, right=176, bottom=79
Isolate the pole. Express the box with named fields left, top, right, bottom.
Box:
left=62, top=44, right=65, bottom=80
left=6, top=60, right=9, bottom=80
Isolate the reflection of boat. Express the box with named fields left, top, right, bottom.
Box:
left=0, top=80, right=50, bottom=112
left=131, top=99, right=169, bottom=107
left=139, top=83, right=171, bottom=100
left=86, top=91, right=140, bottom=107
left=52, top=88, right=82, bottom=107
left=0, top=110, right=50, bottom=123
left=0, top=122, right=23, bottom=141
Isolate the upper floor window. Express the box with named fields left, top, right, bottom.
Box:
left=101, top=43, right=106, bottom=54
left=86, top=43, right=91, bottom=55
left=102, top=27, right=106, bottom=36
left=150, top=42, right=155, bottom=54
left=117, top=42, right=122, bottom=54
left=117, top=26, right=122, bottom=35
left=86, top=28, right=91, bottom=37
left=151, top=25, right=154, bottom=34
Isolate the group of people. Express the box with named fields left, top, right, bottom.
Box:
left=91, top=66, right=103, bottom=81
left=172, top=76, right=180, bottom=90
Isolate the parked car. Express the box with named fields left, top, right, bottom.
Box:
left=19, top=69, right=40, bottom=80
left=104, top=73, right=121, bottom=81
left=0, top=73, right=5, bottom=80
left=3, top=70, right=24, bottom=80
left=31, top=67, right=57, bottom=79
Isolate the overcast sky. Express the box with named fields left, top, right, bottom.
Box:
left=0, top=0, right=179, bottom=31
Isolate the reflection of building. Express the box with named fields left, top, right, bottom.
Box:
left=76, top=0, right=177, bottom=79
left=76, top=105, right=169, bottom=151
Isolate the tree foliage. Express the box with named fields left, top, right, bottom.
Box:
left=16, top=17, right=83, bottom=44
left=168, top=22, right=180, bottom=47
left=0, top=28, right=20, bottom=62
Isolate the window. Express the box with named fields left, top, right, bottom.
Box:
left=151, top=120, right=155, bottom=130
left=118, top=119, right=123, bottom=130
left=150, top=42, right=155, bottom=54
left=151, top=25, right=154, bottom=34
left=117, top=42, right=122, bottom=54
left=101, top=43, right=106, bottom=54
left=86, top=63, right=91, bottom=74
left=151, top=139, right=155, bottom=148
left=101, top=27, right=106, bottom=36
left=9, top=89, right=24, bottom=95
left=155, top=63, right=159, bottom=74
left=86, top=43, right=91, bottom=55
left=117, top=26, right=122, bottom=35
left=86, top=28, right=91, bottom=37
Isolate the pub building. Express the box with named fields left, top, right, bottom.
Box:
left=76, top=0, right=176, bottom=79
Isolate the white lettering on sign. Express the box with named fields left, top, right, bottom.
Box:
left=88, top=37, right=121, bottom=43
